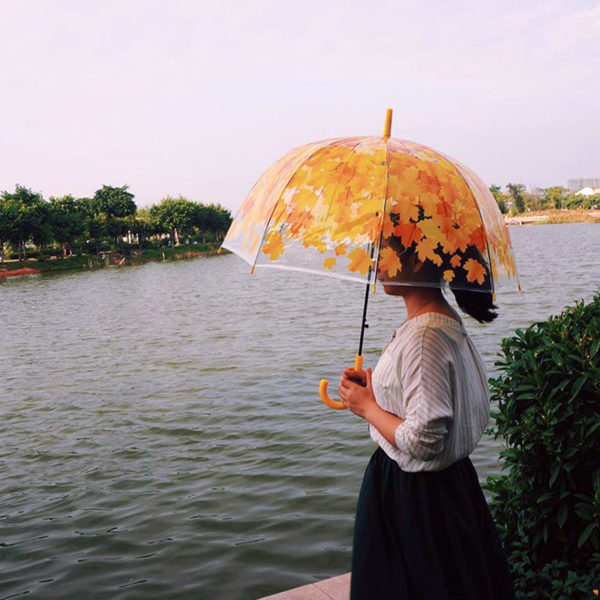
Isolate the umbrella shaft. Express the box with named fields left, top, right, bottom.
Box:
left=358, top=282, right=370, bottom=357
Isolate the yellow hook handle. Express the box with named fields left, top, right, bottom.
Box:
left=319, top=355, right=365, bottom=410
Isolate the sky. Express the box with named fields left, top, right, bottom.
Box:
left=1, top=0, right=599, bottom=212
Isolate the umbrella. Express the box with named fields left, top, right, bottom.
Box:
left=222, top=109, right=520, bottom=409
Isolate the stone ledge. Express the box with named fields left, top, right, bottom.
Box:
left=258, top=573, right=350, bottom=600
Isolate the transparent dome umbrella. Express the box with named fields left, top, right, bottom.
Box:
left=222, top=109, right=520, bottom=409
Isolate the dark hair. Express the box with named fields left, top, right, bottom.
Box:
left=451, top=289, right=498, bottom=323
left=381, top=239, right=499, bottom=323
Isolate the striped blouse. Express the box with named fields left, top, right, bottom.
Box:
left=369, top=312, right=490, bottom=472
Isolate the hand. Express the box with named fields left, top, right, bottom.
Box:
left=338, top=367, right=377, bottom=420
left=342, top=367, right=366, bottom=387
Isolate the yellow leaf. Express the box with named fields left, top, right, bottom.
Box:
left=416, top=237, right=442, bottom=266
left=377, top=246, right=402, bottom=278
left=292, top=188, right=319, bottom=211
left=418, top=191, right=440, bottom=218
left=348, top=247, right=372, bottom=275
left=417, top=218, right=445, bottom=247
left=323, top=257, right=337, bottom=269
left=389, top=199, right=419, bottom=224
left=261, top=230, right=284, bottom=260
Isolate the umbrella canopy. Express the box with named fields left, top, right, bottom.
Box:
left=223, top=111, right=519, bottom=296
left=222, top=109, right=520, bottom=409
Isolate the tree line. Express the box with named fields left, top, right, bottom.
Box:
left=0, top=184, right=232, bottom=262
left=489, top=184, right=600, bottom=214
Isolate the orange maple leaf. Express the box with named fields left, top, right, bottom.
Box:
left=261, top=231, right=284, bottom=261
left=443, top=269, right=455, bottom=282
left=323, top=257, right=337, bottom=270
left=377, top=246, right=402, bottom=278
left=393, top=222, right=422, bottom=248
left=450, top=254, right=462, bottom=268
left=348, top=247, right=372, bottom=275
left=468, top=225, right=487, bottom=253
left=416, top=237, right=442, bottom=266
left=389, top=199, right=419, bottom=224
left=463, top=258, right=487, bottom=284
left=287, top=208, right=314, bottom=236
left=417, top=191, right=440, bottom=218
left=335, top=243, right=347, bottom=256
left=446, top=224, right=471, bottom=253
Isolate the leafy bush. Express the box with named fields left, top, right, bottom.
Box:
left=486, top=294, right=600, bottom=599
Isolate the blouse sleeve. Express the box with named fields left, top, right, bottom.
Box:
left=394, top=325, right=455, bottom=462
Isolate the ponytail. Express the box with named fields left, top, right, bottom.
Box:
left=451, top=289, right=498, bottom=323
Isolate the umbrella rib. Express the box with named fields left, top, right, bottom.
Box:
left=372, top=136, right=391, bottom=288
left=323, top=138, right=368, bottom=225
left=434, top=153, right=499, bottom=297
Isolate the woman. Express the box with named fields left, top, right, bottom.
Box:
left=338, top=260, right=516, bottom=600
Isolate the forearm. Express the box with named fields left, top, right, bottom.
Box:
left=365, top=404, right=405, bottom=448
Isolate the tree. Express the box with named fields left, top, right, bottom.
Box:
left=48, top=195, right=85, bottom=257
left=489, top=184, right=508, bottom=214
left=131, top=208, right=157, bottom=249
left=150, top=196, right=196, bottom=245
left=93, top=185, right=137, bottom=248
left=0, top=185, right=48, bottom=260
left=0, top=194, right=19, bottom=262
left=543, top=186, right=568, bottom=210
left=507, top=183, right=526, bottom=214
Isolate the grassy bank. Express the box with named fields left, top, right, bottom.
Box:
left=0, top=243, right=225, bottom=274
left=505, top=208, right=600, bottom=224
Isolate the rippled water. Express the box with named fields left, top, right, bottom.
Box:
left=1, top=223, right=599, bottom=600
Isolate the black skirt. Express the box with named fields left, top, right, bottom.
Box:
left=350, top=448, right=515, bottom=600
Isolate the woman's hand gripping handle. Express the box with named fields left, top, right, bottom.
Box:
left=319, top=354, right=365, bottom=410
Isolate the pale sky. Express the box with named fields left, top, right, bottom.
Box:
left=1, top=0, right=599, bottom=211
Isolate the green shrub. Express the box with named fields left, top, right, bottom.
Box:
left=486, top=294, right=600, bottom=599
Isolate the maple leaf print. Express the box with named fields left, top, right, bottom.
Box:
left=450, top=254, right=462, bottom=268
left=348, top=247, right=372, bottom=275
left=377, top=246, right=402, bottom=278
left=393, top=222, right=423, bottom=248
left=262, top=231, right=285, bottom=260
left=463, top=258, right=487, bottom=284
left=468, top=225, right=487, bottom=253
left=416, top=237, right=442, bottom=266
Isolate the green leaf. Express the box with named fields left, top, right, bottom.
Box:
left=586, top=420, right=600, bottom=439
left=537, top=492, right=554, bottom=503
left=557, top=503, right=568, bottom=528
left=549, top=463, right=561, bottom=487
left=570, top=374, right=588, bottom=400
left=578, top=522, right=597, bottom=547
left=590, top=338, right=600, bottom=358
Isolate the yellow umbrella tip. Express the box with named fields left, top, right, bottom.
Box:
left=383, top=108, right=393, bottom=138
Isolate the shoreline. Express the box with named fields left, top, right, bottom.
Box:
left=0, top=243, right=226, bottom=276
left=504, top=209, right=600, bottom=225
left=1, top=212, right=598, bottom=277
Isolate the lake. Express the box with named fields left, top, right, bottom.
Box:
left=1, top=223, right=599, bottom=600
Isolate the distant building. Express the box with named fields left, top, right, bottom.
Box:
left=575, top=187, right=600, bottom=196
left=568, top=178, right=599, bottom=191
